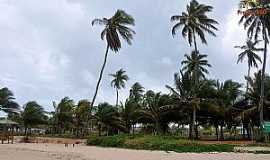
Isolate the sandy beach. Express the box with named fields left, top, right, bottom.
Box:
left=0, top=143, right=270, bottom=160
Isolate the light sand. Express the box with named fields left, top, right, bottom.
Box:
left=0, top=143, right=270, bottom=160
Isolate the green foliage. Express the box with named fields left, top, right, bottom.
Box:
left=110, top=69, right=129, bottom=90
left=110, top=68, right=129, bottom=106
left=87, top=135, right=126, bottom=147
left=54, top=97, right=75, bottom=132
left=93, top=103, right=125, bottom=135
left=0, top=87, right=19, bottom=114
left=92, top=10, right=135, bottom=52
left=22, top=101, right=46, bottom=130
left=171, top=0, right=218, bottom=46
left=87, top=134, right=234, bottom=153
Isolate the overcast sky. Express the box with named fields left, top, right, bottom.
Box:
left=0, top=0, right=268, bottom=112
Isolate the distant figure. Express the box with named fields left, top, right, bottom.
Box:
left=72, top=144, right=75, bottom=147
left=64, top=143, right=68, bottom=147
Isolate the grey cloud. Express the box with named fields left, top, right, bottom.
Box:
left=0, top=0, right=255, bottom=112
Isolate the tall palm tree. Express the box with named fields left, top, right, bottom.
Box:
left=171, top=0, right=218, bottom=53
left=181, top=51, right=211, bottom=138
left=235, top=39, right=263, bottom=92
left=91, top=10, right=135, bottom=108
left=239, top=1, right=270, bottom=137
left=110, top=69, right=129, bottom=106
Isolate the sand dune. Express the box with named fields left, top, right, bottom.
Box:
left=0, top=143, right=270, bottom=160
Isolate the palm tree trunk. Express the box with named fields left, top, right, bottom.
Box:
left=98, top=124, right=101, bottom=136
left=116, top=89, right=119, bottom=107
left=220, top=122, right=224, bottom=140
left=192, top=107, right=196, bottom=139
left=246, top=65, right=251, bottom=93
left=91, top=45, right=110, bottom=108
left=192, top=29, right=198, bottom=54
left=189, top=124, right=192, bottom=139
left=259, top=31, right=268, bottom=140
left=215, top=124, right=219, bottom=141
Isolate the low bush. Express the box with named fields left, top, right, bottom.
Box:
left=87, top=134, right=235, bottom=152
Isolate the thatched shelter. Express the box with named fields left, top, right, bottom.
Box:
left=0, top=119, right=18, bottom=144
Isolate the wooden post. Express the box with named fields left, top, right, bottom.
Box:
left=11, top=126, right=14, bottom=144
left=7, top=126, right=9, bottom=144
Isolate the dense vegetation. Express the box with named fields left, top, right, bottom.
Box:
left=0, top=0, right=270, bottom=152
left=87, top=134, right=234, bottom=153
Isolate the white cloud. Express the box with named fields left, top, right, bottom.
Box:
left=222, top=8, right=246, bottom=54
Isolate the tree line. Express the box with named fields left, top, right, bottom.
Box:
left=0, top=0, right=270, bottom=140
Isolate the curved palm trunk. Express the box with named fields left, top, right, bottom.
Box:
left=91, top=45, right=110, bottom=108
left=116, top=89, right=119, bottom=107
left=259, top=34, right=267, bottom=140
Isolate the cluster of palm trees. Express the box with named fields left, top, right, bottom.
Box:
left=87, top=0, right=270, bottom=140
left=1, top=0, right=270, bottom=141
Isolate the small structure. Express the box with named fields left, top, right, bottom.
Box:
left=0, top=119, right=18, bottom=144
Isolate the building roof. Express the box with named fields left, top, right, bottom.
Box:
left=0, top=119, right=18, bottom=125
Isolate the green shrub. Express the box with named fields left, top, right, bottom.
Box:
left=87, top=134, right=235, bottom=153
left=87, top=135, right=126, bottom=147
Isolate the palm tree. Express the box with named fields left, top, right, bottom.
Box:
left=0, top=87, right=19, bottom=114
left=91, top=10, right=135, bottom=108
left=166, top=71, right=194, bottom=138
left=119, top=98, right=139, bottom=133
left=181, top=51, right=211, bottom=138
left=21, top=101, right=46, bottom=136
left=182, top=51, right=211, bottom=91
left=74, top=99, right=91, bottom=137
left=93, top=103, right=124, bottom=136
left=171, top=0, right=218, bottom=53
left=239, top=1, right=270, bottom=137
left=138, top=91, right=172, bottom=135
left=129, top=82, right=144, bottom=103
left=110, top=69, right=129, bottom=106
left=235, top=39, right=263, bottom=92
left=54, top=97, right=75, bottom=134
left=214, top=80, right=242, bottom=140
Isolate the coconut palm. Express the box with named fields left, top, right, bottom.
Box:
left=239, top=1, right=270, bottom=137
left=54, top=97, right=75, bottom=134
left=182, top=51, right=211, bottom=90
left=110, top=69, right=129, bottom=106
left=91, top=10, right=135, bottom=108
left=214, top=80, right=242, bottom=140
left=137, top=90, right=172, bottom=134
left=181, top=51, right=211, bottom=138
left=94, top=103, right=125, bottom=136
left=129, top=82, right=144, bottom=103
left=74, top=99, right=91, bottom=137
left=235, top=39, right=263, bottom=92
left=21, top=101, right=46, bottom=136
left=0, top=87, right=19, bottom=114
left=119, top=99, right=139, bottom=133
left=171, top=0, right=218, bottom=53
left=166, top=71, right=199, bottom=139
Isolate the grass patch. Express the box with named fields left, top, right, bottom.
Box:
left=87, top=134, right=234, bottom=153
